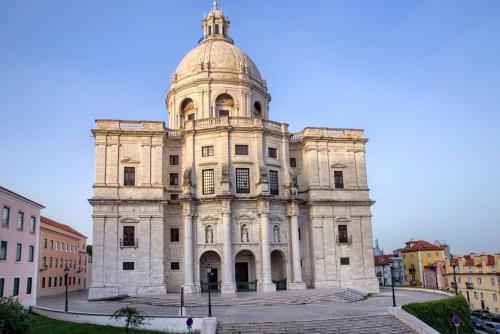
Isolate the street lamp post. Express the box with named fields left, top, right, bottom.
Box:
left=389, top=261, right=396, bottom=307
left=206, top=264, right=212, bottom=317
left=64, top=265, right=70, bottom=312
left=452, top=260, right=458, bottom=295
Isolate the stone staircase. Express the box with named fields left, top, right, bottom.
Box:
left=216, top=314, right=416, bottom=334
left=124, top=287, right=366, bottom=307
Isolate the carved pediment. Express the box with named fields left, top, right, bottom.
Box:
left=201, top=215, right=219, bottom=222
left=120, top=157, right=140, bottom=164
left=120, top=217, right=140, bottom=224
left=335, top=217, right=351, bottom=223
left=331, top=163, right=347, bottom=168
left=236, top=214, right=255, bottom=221
left=270, top=215, right=284, bottom=222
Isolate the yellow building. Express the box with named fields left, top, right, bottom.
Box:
left=445, top=253, right=500, bottom=313
left=399, top=240, right=446, bottom=287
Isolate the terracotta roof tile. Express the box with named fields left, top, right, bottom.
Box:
left=400, top=240, right=445, bottom=253
left=374, top=254, right=392, bottom=266
left=41, top=216, right=86, bottom=238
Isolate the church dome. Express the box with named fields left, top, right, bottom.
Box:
left=174, top=38, right=262, bottom=83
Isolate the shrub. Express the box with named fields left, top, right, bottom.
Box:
left=0, top=297, right=34, bottom=334
left=111, top=306, right=147, bottom=334
left=402, top=295, right=474, bottom=334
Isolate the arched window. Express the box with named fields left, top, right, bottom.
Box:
left=181, top=99, right=195, bottom=124
left=215, top=94, right=234, bottom=117
left=208, top=25, right=212, bottom=35
left=253, top=101, right=262, bottom=118
left=214, top=24, right=220, bottom=35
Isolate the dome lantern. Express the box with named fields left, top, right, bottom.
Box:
left=200, top=0, right=233, bottom=44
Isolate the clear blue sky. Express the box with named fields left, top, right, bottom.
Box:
left=1, top=0, right=499, bottom=255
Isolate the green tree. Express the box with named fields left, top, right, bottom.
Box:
left=0, top=297, right=34, bottom=334
left=111, top=306, right=147, bottom=334
left=86, top=244, right=92, bottom=256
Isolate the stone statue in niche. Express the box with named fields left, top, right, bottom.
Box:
left=273, top=225, right=280, bottom=243
left=205, top=225, right=214, bottom=244
left=290, top=173, right=298, bottom=197
left=241, top=224, right=249, bottom=243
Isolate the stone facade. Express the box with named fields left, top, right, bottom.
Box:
left=88, top=1, right=379, bottom=299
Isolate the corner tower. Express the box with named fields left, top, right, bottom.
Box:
left=166, top=0, right=271, bottom=129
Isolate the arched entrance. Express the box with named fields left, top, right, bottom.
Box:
left=199, top=251, right=221, bottom=292
left=234, top=250, right=257, bottom=292
left=271, top=249, right=287, bottom=290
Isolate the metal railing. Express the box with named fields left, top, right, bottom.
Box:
left=120, top=238, right=138, bottom=248
left=236, top=280, right=258, bottom=292
left=336, top=235, right=352, bottom=245
left=200, top=281, right=221, bottom=293
left=198, top=34, right=234, bottom=44
left=273, top=279, right=287, bottom=291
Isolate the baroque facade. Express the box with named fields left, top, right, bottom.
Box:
left=89, top=1, right=378, bottom=299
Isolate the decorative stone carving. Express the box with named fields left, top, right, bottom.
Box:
left=240, top=224, right=250, bottom=243
left=273, top=225, right=280, bottom=243
left=205, top=225, right=214, bottom=244
left=120, top=157, right=140, bottom=164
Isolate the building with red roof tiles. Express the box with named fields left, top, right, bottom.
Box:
left=400, top=239, right=448, bottom=287
left=37, top=216, right=88, bottom=298
left=445, top=253, right=500, bottom=312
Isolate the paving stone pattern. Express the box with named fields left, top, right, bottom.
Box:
left=216, top=314, right=416, bottom=334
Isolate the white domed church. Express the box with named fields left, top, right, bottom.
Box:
left=89, top=1, right=379, bottom=299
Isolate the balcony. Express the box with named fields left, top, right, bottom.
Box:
left=336, top=235, right=352, bottom=246
left=466, top=282, right=474, bottom=289
left=120, top=239, right=138, bottom=248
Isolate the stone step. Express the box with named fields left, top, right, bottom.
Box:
left=216, top=314, right=416, bottom=334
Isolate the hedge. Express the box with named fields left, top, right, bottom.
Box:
left=402, top=295, right=474, bottom=334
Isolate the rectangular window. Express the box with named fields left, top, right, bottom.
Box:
left=56, top=241, right=58, bottom=251
left=202, top=169, right=215, bottom=195
left=124, top=167, right=135, bottom=186
left=338, top=225, right=348, bottom=243
left=170, top=173, right=179, bottom=186
left=171, top=262, right=180, bottom=270
left=202, top=146, right=214, bottom=157
left=44, top=238, right=47, bottom=249
left=235, top=145, right=249, bottom=155
left=268, top=147, right=277, bottom=159
left=42, top=256, right=46, bottom=267
left=491, top=278, right=495, bottom=285
left=187, top=113, right=194, bottom=120
left=334, top=171, right=344, bottom=189
left=170, top=194, right=179, bottom=200
left=49, top=257, right=53, bottom=268
left=340, top=257, right=350, bottom=266
left=290, top=158, right=297, bottom=167
left=30, top=216, right=36, bottom=233
left=269, top=170, right=279, bottom=196
left=55, top=258, right=58, bottom=268
left=48, top=277, right=52, bottom=287
left=0, top=278, right=4, bottom=297
left=13, top=278, right=19, bottom=296
left=170, top=228, right=180, bottom=242
left=54, top=276, right=57, bottom=287
left=123, top=262, right=135, bottom=270
left=0, top=240, right=7, bottom=260
left=42, top=277, right=45, bottom=288
left=28, top=245, right=34, bottom=262
left=169, top=155, right=179, bottom=165
left=59, top=277, right=62, bottom=286
left=123, top=226, right=135, bottom=247
left=50, top=240, right=53, bottom=249
left=17, top=211, right=24, bottom=230
left=477, top=277, right=482, bottom=284
left=218, top=109, right=229, bottom=116
left=2, top=207, right=9, bottom=226
left=236, top=168, right=250, bottom=193
left=16, top=243, right=22, bottom=262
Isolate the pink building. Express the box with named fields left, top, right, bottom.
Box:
left=37, top=217, right=88, bottom=297
left=0, top=186, right=44, bottom=307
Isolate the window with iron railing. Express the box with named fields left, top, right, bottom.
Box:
left=121, top=226, right=137, bottom=247
left=337, top=225, right=348, bottom=244
left=269, top=170, right=279, bottom=196
left=236, top=168, right=250, bottom=193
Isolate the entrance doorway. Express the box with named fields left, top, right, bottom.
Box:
left=271, top=250, right=287, bottom=290
left=200, top=251, right=221, bottom=292
left=234, top=250, right=257, bottom=291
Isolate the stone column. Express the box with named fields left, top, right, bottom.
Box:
left=182, top=203, right=196, bottom=293
left=221, top=200, right=236, bottom=293
left=259, top=201, right=276, bottom=292
left=289, top=204, right=306, bottom=289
